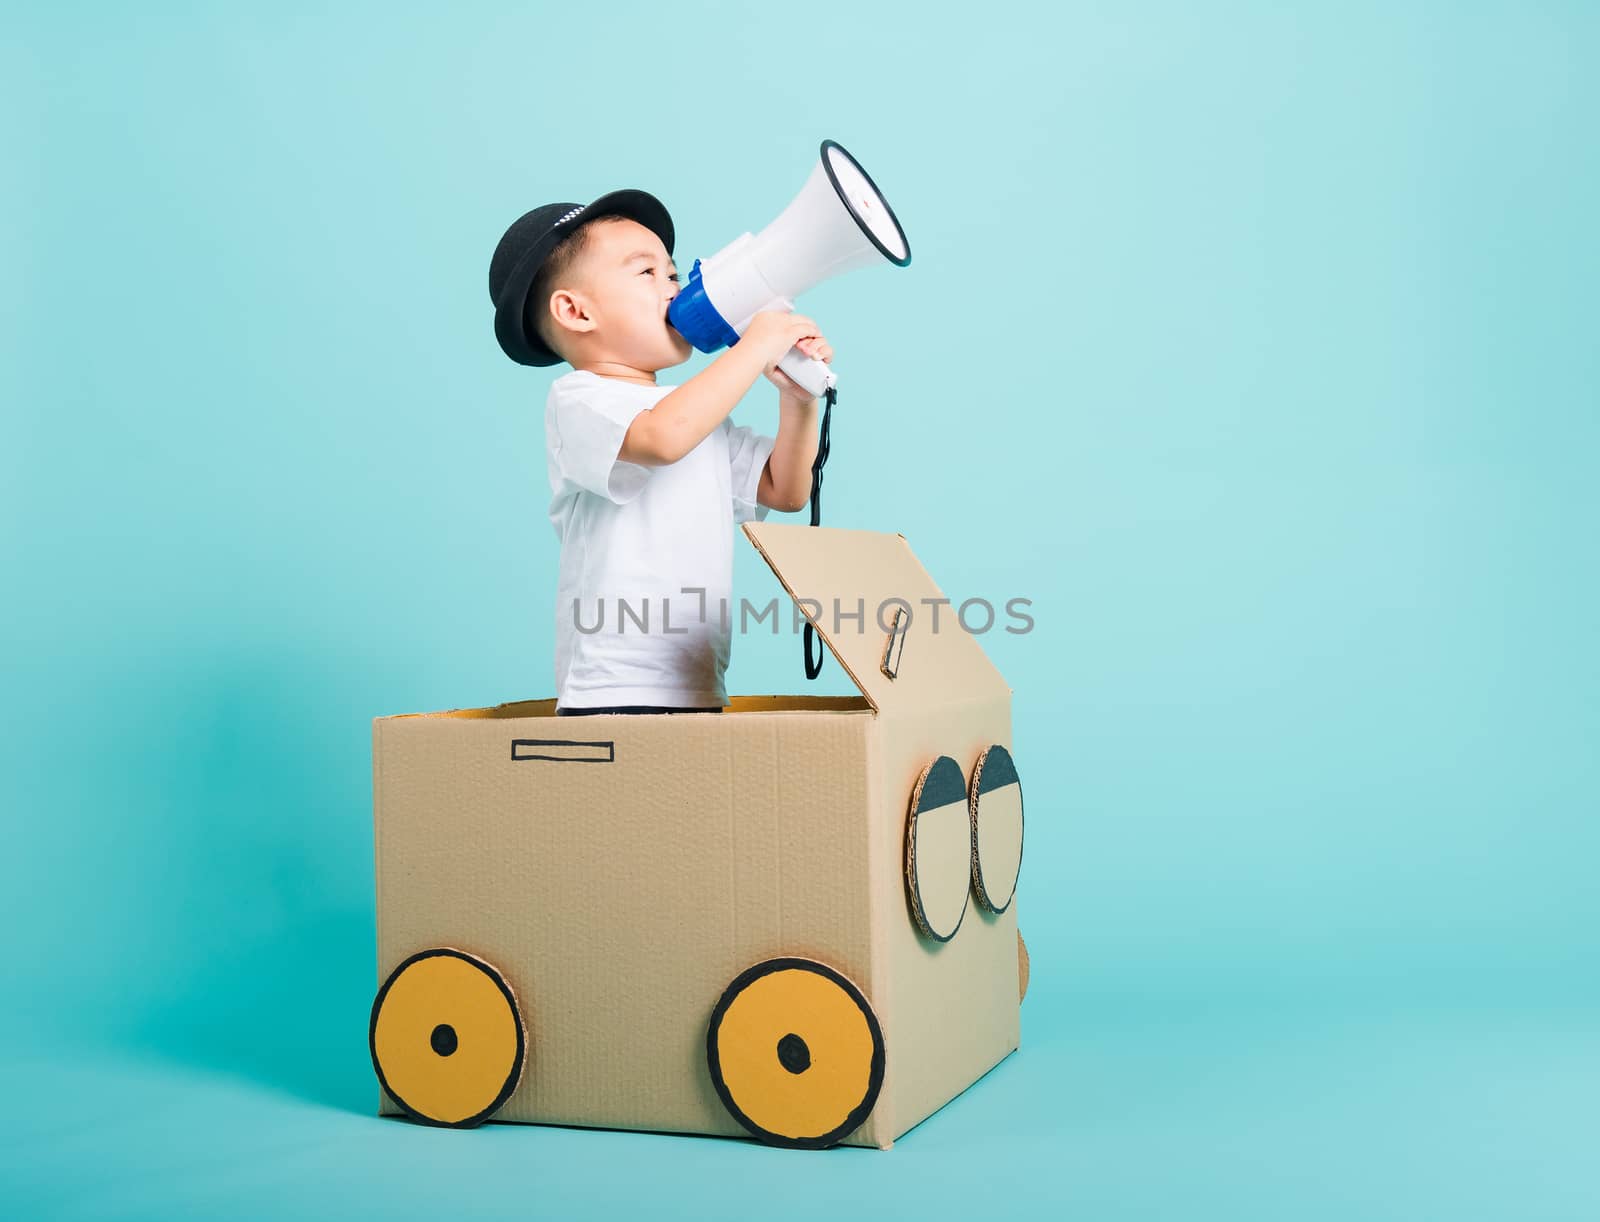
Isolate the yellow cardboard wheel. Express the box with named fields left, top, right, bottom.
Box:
left=706, top=957, right=885, bottom=1150
left=369, top=948, right=526, bottom=1128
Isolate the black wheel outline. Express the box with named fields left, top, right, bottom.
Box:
left=706, top=956, right=886, bottom=1150
left=969, top=744, right=1024, bottom=914
left=369, top=947, right=527, bottom=1129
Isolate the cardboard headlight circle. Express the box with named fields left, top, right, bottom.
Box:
left=904, top=755, right=973, bottom=942
left=969, top=744, right=1023, bottom=914
left=369, top=947, right=527, bottom=1128
left=706, top=956, right=886, bottom=1150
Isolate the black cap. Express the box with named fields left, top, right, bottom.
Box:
left=488, top=189, right=675, bottom=367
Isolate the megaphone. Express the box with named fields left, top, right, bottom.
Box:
left=668, top=139, right=911, bottom=400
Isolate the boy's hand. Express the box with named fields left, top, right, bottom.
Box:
left=740, top=310, right=833, bottom=402
left=765, top=333, right=833, bottom=402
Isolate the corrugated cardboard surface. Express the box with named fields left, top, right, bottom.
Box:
left=743, top=522, right=1011, bottom=715
left=877, top=693, right=1020, bottom=1140
left=739, top=522, right=1021, bottom=1138
left=374, top=703, right=890, bottom=1146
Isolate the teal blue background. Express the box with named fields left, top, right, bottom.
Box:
left=4, top=1, right=1597, bottom=1217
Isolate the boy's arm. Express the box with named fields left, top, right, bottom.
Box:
left=757, top=396, right=822, bottom=513
left=619, top=344, right=766, bottom=466
left=619, top=311, right=820, bottom=467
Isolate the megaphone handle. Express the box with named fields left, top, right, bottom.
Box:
left=735, top=297, right=838, bottom=400
left=776, top=346, right=838, bottom=399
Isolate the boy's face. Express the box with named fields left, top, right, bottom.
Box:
left=565, top=218, right=693, bottom=370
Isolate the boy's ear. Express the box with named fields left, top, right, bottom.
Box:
left=548, top=288, right=598, bottom=339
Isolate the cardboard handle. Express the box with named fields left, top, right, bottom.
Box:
left=880, top=606, right=908, bottom=679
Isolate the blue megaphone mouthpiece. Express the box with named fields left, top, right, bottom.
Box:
left=667, top=260, right=740, bottom=353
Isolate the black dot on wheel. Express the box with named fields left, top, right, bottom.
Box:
left=430, top=1023, right=458, bottom=1057
left=776, top=1032, right=810, bottom=1074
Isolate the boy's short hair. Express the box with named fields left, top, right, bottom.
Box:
left=525, top=215, right=631, bottom=364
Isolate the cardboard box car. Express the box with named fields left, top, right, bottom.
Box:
left=370, top=522, right=1027, bottom=1149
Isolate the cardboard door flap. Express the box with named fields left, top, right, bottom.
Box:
left=742, top=522, right=1010, bottom=714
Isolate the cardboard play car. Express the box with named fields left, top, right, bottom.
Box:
left=369, top=522, right=1027, bottom=1149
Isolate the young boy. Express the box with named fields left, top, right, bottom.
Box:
left=488, top=189, right=832, bottom=715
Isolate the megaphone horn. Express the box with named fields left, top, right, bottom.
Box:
left=667, top=139, right=911, bottom=400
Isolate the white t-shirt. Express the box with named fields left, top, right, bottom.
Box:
left=545, top=369, right=778, bottom=709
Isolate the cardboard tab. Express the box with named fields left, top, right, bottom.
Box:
left=742, top=522, right=1010, bottom=714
